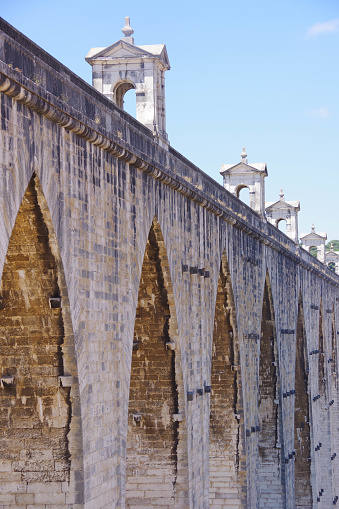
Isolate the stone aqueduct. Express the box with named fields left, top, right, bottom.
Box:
left=0, top=17, right=338, bottom=509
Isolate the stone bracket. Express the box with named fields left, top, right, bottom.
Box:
left=1, top=375, right=14, bottom=388
left=58, top=375, right=72, bottom=387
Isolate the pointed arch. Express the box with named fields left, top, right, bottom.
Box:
left=294, top=291, right=312, bottom=507
left=331, top=306, right=337, bottom=379
left=318, top=302, right=326, bottom=400
left=209, top=251, right=246, bottom=508
left=330, top=306, right=339, bottom=498
left=0, top=173, right=84, bottom=506
left=0, top=167, right=34, bottom=283
left=258, top=271, right=284, bottom=508
left=125, top=217, right=188, bottom=508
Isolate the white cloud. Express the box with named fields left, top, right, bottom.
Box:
left=307, top=108, right=330, bottom=118
left=306, top=19, right=339, bottom=38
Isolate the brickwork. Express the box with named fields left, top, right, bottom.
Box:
left=332, top=311, right=339, bottom=500
left=258, top=279, right=283, bottom=507
left=0, top=18, right=338, bottom=509
left=209, top=255, right=246, bottom=508
left=294, top=296, right=312, bottom=508
left=0, top=176, right=83, bottom=508
left=126, top=223, right=187, bottom=508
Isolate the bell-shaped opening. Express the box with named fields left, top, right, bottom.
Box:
left=0, top=173, right=84, bottom=505
left=294, top=292, right=312, bottom=508
left=276, top=218, right=287, bottom=234
left=114, top=81, right=136, bottom=117
left=309, top=245, right=318, bottom=258
left=236, top=185, right=250, bottom=207
left=258, top=273, right=284, bottom=507
left=328, top=262, right=335, bottom=272
left=209, top=251, right=246, bottom=507
left=125, top=218, right=188, bottom=508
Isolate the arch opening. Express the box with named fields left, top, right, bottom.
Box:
left=331, top=311, right=337, bottom=379
left=309, top=245, right=318, bottom=258
left=0, top=173, right=84, bottom=506
left=209, top=252, right=246, bottom=508
left=276, top=218, right=287, bottom=234
left=236, top=185, right=250, bottom=207
left=328, top=262, right=335, bottom=272
left=125, top=219, right=188, bottom=508
left=258, top=274, right=283, bottom=508
left=330, top=309, right=338, bottom=493
left=114, top=80, right=136, bottom=113
left=318, top=304, right=325, bottom=398
left=294, top=293, right=312, bottom=508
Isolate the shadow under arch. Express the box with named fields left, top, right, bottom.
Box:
left=125, top=216, right=188, bottom=508
left=294, top=290, right=312, bottom=508
left=0, top=173, right=84, bottom=505
left=209, top=250, right=247, bottom=508
left=258, top=271, right=284, bottom=508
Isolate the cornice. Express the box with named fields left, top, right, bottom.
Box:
left=0, top=63, right=338, bottom=288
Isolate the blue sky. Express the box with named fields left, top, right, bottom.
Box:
left=2, top=0, right=338, bottom=241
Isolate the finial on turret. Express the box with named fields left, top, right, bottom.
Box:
left=121, top=17, right=134, bottom=44
left=279, top=188, right=285, bottom=201
left=241, top=147, right=248, bottom=164
left=311, top=223, right=315, bottom=232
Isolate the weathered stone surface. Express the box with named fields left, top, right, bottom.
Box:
left=0, top=16, right=338, bottom=509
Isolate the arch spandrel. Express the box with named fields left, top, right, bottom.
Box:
left=0, top=172, right=84, bottom=506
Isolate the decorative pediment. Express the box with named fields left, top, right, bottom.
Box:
left=220, top=162, right=267, bottom=176
left=266, top=200, right=299, bottom=211
left=300, top=232, right=326, bottom=241
left=86, top=41, right=170, bottom=69
left=326, top=250, right=339, bottom=262
left=87, top=41, right=150, bottom=60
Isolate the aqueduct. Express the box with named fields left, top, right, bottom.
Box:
left=0, top=16, right=338, bottom=509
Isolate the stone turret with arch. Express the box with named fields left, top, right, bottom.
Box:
left=220, top=148, right=268, bottom=216
left=326, top=244, right=339, bottom=274
left=300, top=224, right=327, bottom=263
left=265, top=189, right=300, bottom=243
left=86, top=17, right=170, bottom=144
